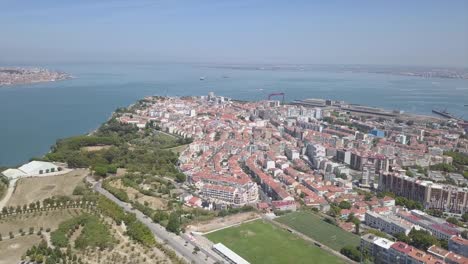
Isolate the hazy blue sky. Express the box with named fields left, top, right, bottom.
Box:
left=1, top=0, right=467, bottom=66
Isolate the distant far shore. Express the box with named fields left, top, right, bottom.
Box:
left=0, top=67, right=72, bottom=86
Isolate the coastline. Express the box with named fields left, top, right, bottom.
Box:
left=0, top=76, right=74, bottom=87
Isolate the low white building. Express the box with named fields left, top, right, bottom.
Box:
left=1, top=161, right=61, bottom=180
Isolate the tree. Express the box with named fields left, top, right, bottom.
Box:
left=355, top=222, right=360, bottom=234
left=364, top=193, right=373, bottom=201
left=439, top=239, right=448, bottom=250
left=462, top=213, right=468, bottom=222
left=346, top=213, right=361, bottom=234
left=394, top=232, right=411, bottom=244
left=339, top=201, right=352, bottom=209
left=175, top=172, right=186, bottom=183
left=166, top=212, right=181, bottom=234
left=461, top=230, right=468, bottom=239
left=328, top=205, right=341, bottom=217
left=107, top=165, right=117, bottom=174
left=409, top=229, right=439, bottom=250
left=93, top=166, right=108, bottom=177
left=427, top=209, right=443, bottom=218
left=340, top=246, right=361, bottom=262
left=446, top=217, right=459, bottom=225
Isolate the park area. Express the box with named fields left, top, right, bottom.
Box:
left=276, top=211, right=360, bottom=251
left=206, top=219, right=344, bottom=264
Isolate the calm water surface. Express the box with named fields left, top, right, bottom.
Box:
left=1, top=63, right=467, bottom=166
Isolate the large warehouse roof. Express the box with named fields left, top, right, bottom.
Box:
left=1, top=161, right=59, bottom=180
left=18, top=161, right=57, bottom=175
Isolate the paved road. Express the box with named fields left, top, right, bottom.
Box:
left=88, top=178, right=223, bottom=264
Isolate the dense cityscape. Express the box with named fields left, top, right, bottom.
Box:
left=112, top=93, right=467, bottom=264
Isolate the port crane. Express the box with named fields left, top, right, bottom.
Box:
left=267, top=92, right=285, bottom=104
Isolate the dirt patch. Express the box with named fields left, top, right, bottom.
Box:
left=8, top=243, right=21, bottom=249
left=40, top=185, right=56, bottom=191
left=81, top=145, right=112, bottom=152
left=116, top=168, right=127, bottom=177
left=241, top=230, right=256, bottom=237
left=187, top=211, right=260, bottom=233
left=0, top=235, right=42, bottom=264
left=7, top=169, right=88, bottom=207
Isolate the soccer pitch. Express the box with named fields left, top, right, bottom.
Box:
left=205, top=219, right=345, bottom=264
left=276, top=211, right=360, bottom=251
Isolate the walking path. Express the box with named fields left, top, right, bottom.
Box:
left=0, top=179, right=17, bottom=210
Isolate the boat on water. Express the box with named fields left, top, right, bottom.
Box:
left=199, top=76, right=205, bottom=80
left=432, top=109, right=457, bottom=119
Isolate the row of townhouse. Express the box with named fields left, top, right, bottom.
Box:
left=398, top=210, right=462, bottom=241
left=245, top=154, right=294, bottom=201
left=361, top=234, right=468, bottom=264
left=365, top=211, right=417, bottom=235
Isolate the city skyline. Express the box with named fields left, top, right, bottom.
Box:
left=1, top=0, right=467, bottom=67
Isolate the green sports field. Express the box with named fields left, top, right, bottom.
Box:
left=276, top=211, right=360, bottom=251
left=205, top=219, right=344, bottom=264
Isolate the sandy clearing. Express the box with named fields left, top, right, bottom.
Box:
left=7, top=169, right=88, bottom=206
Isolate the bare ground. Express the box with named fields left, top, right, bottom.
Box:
left=7, top=169, right=88, bottom=206
left=81, top=145, right=112, bottom=152
left=186, top=211, right=260, bottom=233
left=0, top=234, right=42, bottom=264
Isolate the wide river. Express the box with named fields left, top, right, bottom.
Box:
left=1, top=62, right=467, bottom=166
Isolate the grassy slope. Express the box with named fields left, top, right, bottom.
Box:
left=206, top=220, right=344, bottom=264
left=276, top=211, right=360, bottom=251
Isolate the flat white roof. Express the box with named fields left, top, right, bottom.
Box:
left=18, top=161, right=57, bottom=175
left=213, top=243, right=250, bottom=264
left=374, top=238, right=395, bottom=249
left=1, top=168, right=26, bottom=179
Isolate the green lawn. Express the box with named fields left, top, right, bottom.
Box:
left=276, top=211, right=360, bottom=251
left=206, top=219, right=344, bottom=264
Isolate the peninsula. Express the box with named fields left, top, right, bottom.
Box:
left=0, top=67, right=71, bottom=86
